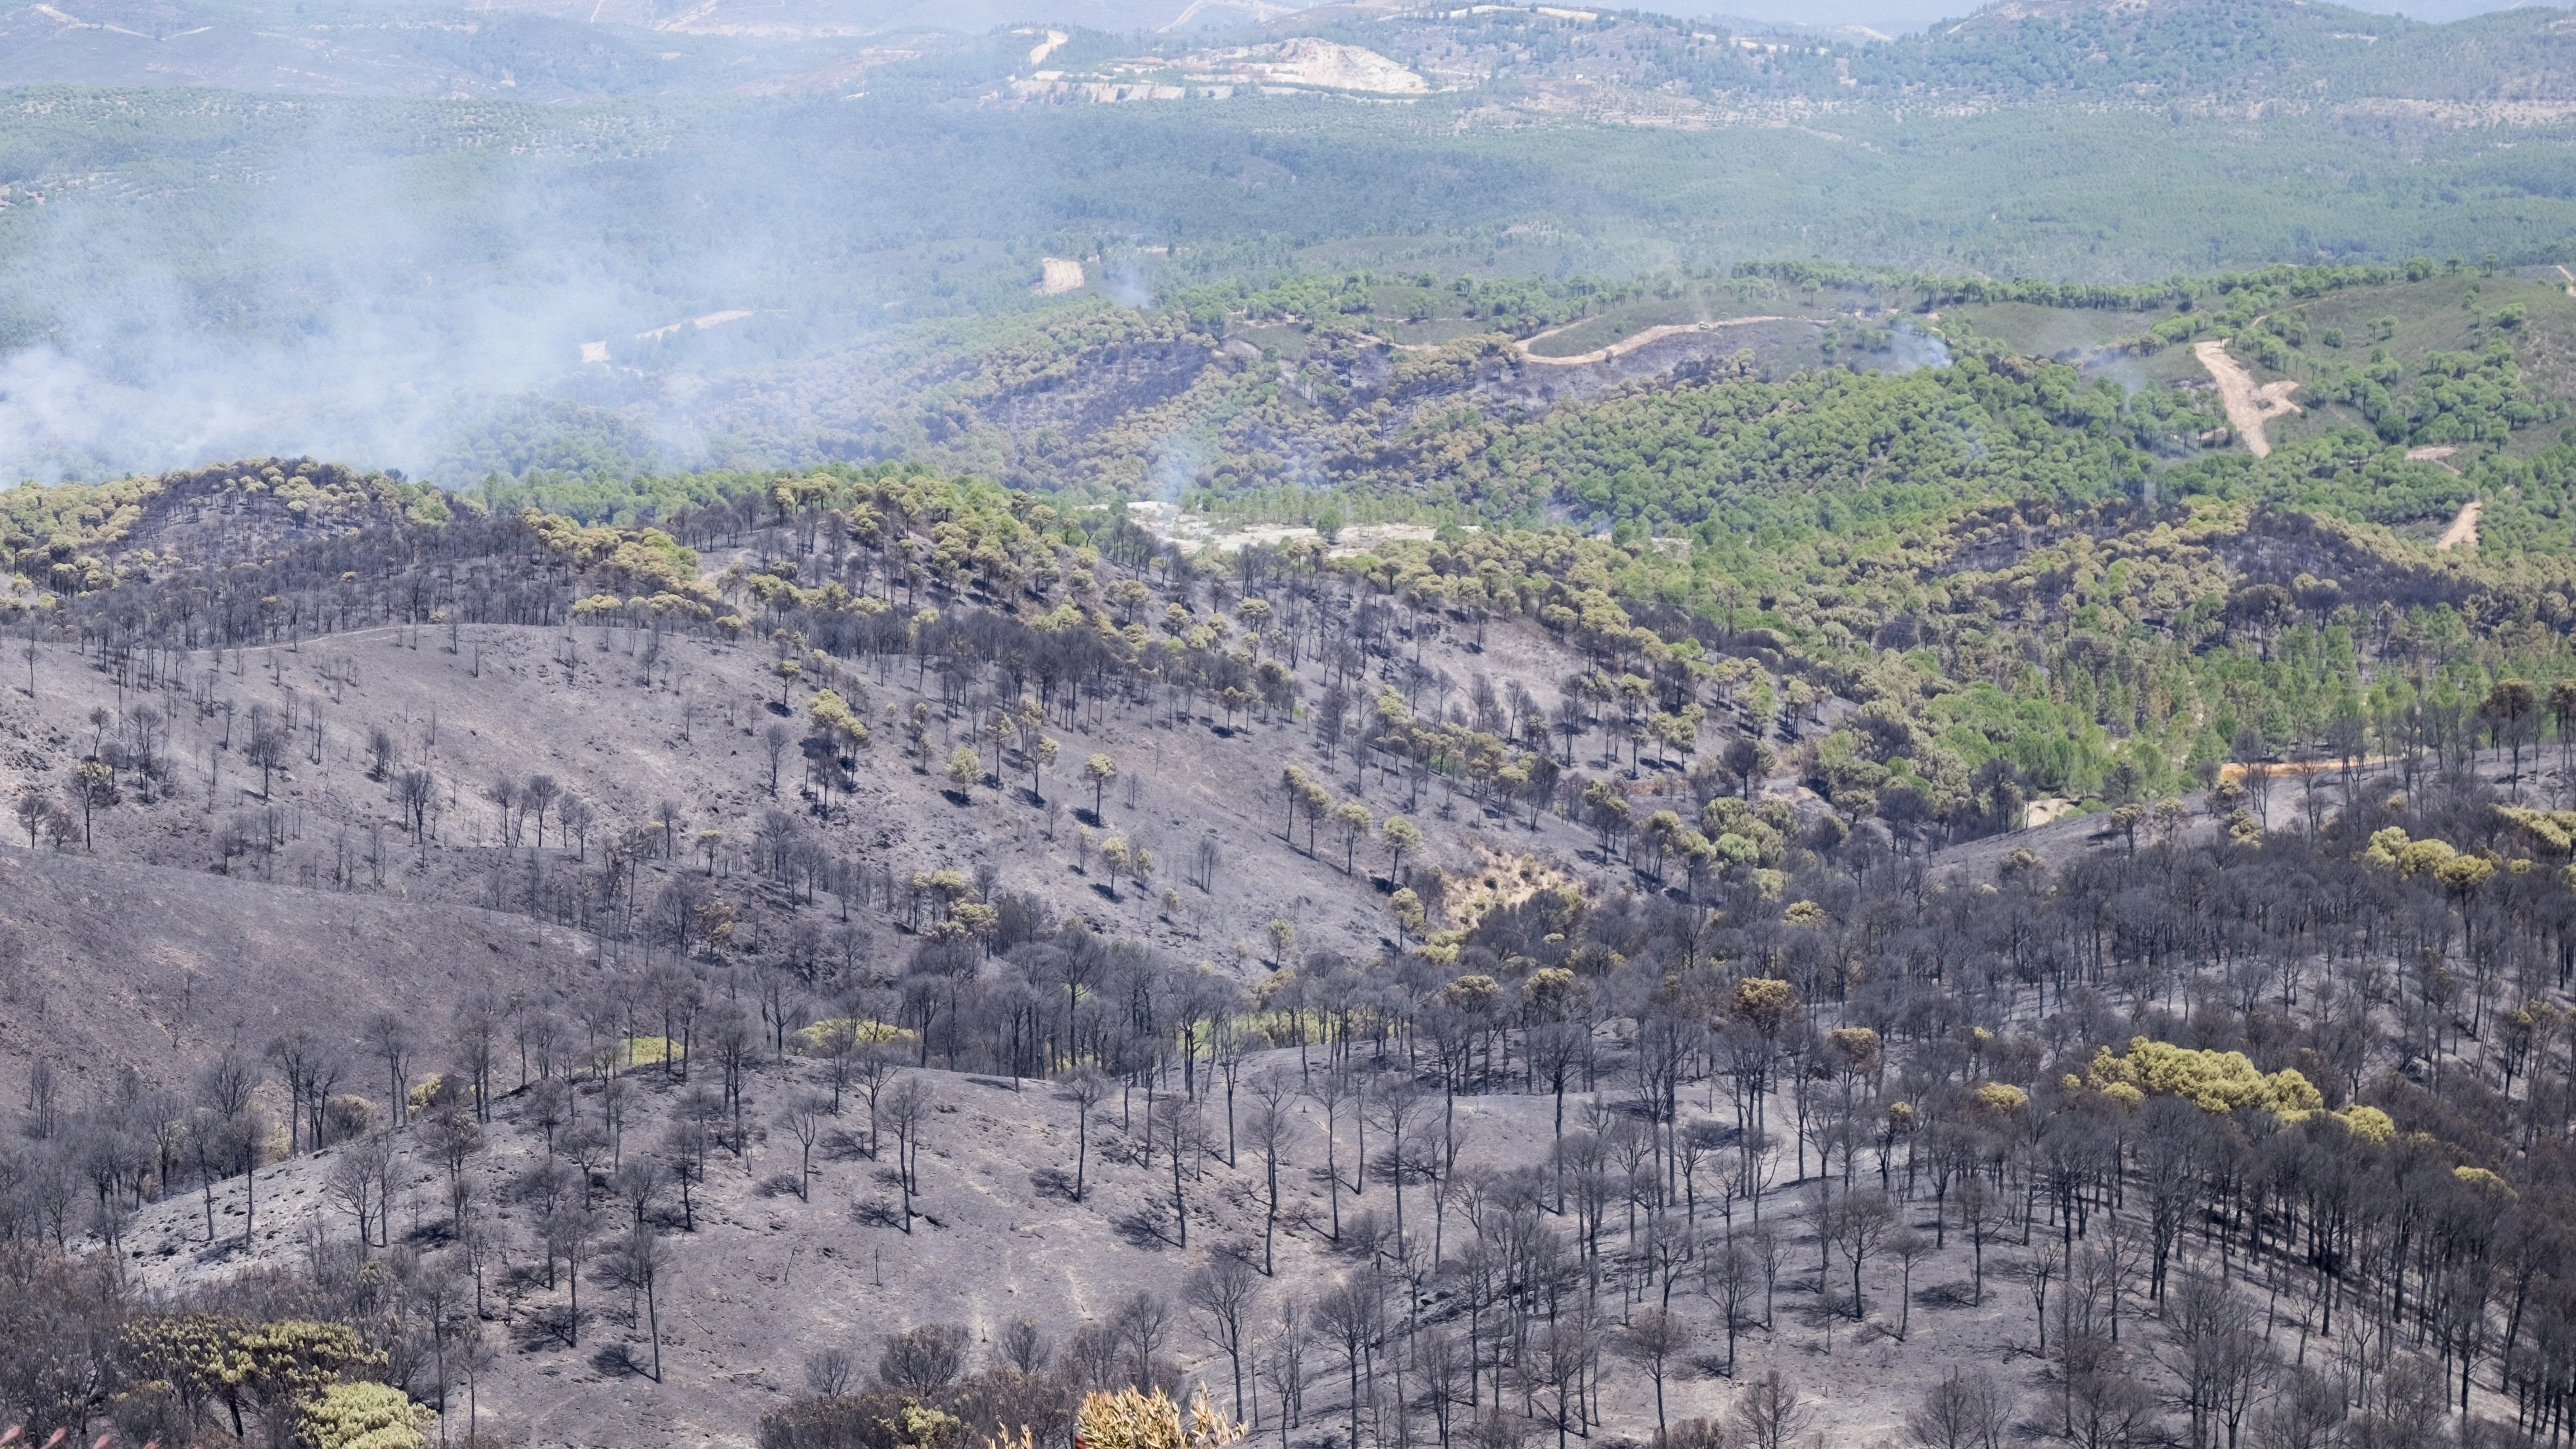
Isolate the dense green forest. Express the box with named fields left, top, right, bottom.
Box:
left=158, top=255, right=2566, bottom=818
left=630, top=260, right=2572, bottom=552
left=6, top=79, right=2569, bottom=350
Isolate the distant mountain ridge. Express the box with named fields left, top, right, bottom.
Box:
left=1866, top=0, right=2576, bottom=102
left=0, top=0, right=915, bottom=98
left=3, top=0, right=2572, bottom=98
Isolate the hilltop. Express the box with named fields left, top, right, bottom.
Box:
left=0, top=460, right=448, bottom=592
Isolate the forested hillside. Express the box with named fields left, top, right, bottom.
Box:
left=1268, top=0, right=2576, bottom=108
left=11, top=448, right=2576, bottom=1448
left=597, top=260, right=2576, bottom=564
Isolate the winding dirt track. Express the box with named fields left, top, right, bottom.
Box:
left=2437, top=498, right=2481, bottom=552
left=1515, top=315, right=1786, bottom=367
left=2194, top=339, right=2303, bottom=457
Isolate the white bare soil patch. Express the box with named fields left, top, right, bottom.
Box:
left=1124, top=504, right=1442, bottom=558
left=1016, top=39, right=1430, bottom=102
left=1249, top=37, right=1426, bottom=93
left=2193, top=339, right=2301, bottom=458
left=1332, top=522, right=1440, bottom=555
left=2023, top=795, right=2079, bottom=828
left=1035, top=258, right=1086, bottom=296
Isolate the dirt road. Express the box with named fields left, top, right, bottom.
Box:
left=633, top=308, right=752, bottom=343
left=2437, top=498, right=2480, bottom=551
left=2405, top=444, right=2463, bottom=475
left=1517, top=315, right=1784, bottom=367
left=2194, top=339, right=2302, bottom=457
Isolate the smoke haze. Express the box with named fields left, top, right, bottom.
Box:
left=6, top=0, right=2570, bottom=491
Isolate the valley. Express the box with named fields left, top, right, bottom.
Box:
left=10, top=3, right=2576, bottom=1448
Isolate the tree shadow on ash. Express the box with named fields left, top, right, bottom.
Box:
left=1916, top=1280, right=1983, bottom=1309
left=851, top=1194, right=909, bottom=1230
left=1112, top=1200, right=1174, bottom=1248
left=516, top=1304, right=577, bottom=1351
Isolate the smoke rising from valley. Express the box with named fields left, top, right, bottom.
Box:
left=0, top=97, right=1013, bottom=490
left=4, top=143, right=610, bottom=484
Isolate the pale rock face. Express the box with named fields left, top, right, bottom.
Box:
left=1246, top=37, right=1430, bottom=95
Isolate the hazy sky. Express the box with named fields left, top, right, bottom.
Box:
left=1698, top=0, right=2548, bottom=31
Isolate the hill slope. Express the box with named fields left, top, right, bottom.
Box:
left=8, top=454, right=2576, bottom=1449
